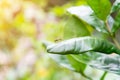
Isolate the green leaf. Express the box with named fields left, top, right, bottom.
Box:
left=71, top=52, right=120, bottom=75
left=47, top=37, right=120, bottom=55
left=43, top=41, right=91, bottom=79
left=111, top=12, right=120, bottom=33
left=67, top=55, right=92, bottom=80
left=110, top=1, right=120, bottom=33
left=44, top=41, right=120, bottom=75
left=110, top=0, right=120, bottom=19
left=67, top=6, right=108, bottom=33
left=67, top=55, right=86, bottom=72
left=86, top=0, right=111, bottom=21
left=111, top=0, right=120, bottom=12
left=48, top=54, right=74, bottom=70
left=48, top=54, right=92, bottom=79
left=64, top=15, right=91, bottom=39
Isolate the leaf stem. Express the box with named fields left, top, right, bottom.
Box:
left=100, top=71, right=107, bottom=80
left=105, top=21, right=120, bottom=49
left=102, top=20, right=120, bottom=80
left=112, top=37, right=120, bottom=49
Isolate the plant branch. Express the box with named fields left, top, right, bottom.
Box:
left=112, top=37, right=120, bottom=49
left=102, top=20, right=120, bottom=80
left=105, top=21, right=120, bottom=49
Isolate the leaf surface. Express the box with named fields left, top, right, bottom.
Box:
left=71, top=52, right=120, bottom=75
left=86, top=0, right=111, bottom=20
left=64, top=15, right=90, bottom=39
left=49, top=54, right=92, bottom=79
left=67, top=6, right=108, bottom=33
left=47, top=37, right=120, bottom=55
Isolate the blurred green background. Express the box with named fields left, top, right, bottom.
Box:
left=0, top=0, right=120, bottom=80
